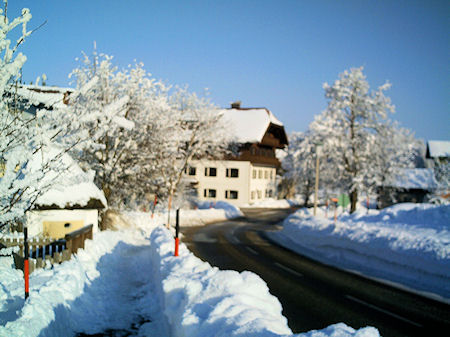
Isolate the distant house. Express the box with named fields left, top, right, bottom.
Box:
left=187, top=102, right=288, bottom=207
left=426, top=140, right=450, bottom=198
left=7, top=83, right=73, bottom=115
left=378, top=168, right=438, bottom=208
left=426, top=140, right=450, bottom=164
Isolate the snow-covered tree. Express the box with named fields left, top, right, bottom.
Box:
left=369, top=120, right=419, bottom=190
left=0, top=4, right=72, bottom=230
left=66, top=51, right=149, bottom=206
left=156, top=87, right=230, bottom=209
left=282, top=132, right=318, bottom=206
left=311, top=67, right=396, bottom=213
left=66, top=50, right=231, bottom=211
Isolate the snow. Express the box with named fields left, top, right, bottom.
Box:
left=427, top=140, right=450, bottom=158
left=14, top=84, right=73, bottom=110
left=0, top=229, right=166, bottom=337
left=222, top=108, right=283, bottom=144
left=191, top=200, right=244, bottom=222
left=30, top=147, right=107, bottom=209
left=386, top=168, right=438, bottom=190
left=269, top=203, right=450, bottom=301
left=0, top=206, right=379, bottom=337
left=242, top=198, right=299, bottom=208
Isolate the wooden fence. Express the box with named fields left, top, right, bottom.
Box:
left=0, top=224, right=93, bottom=274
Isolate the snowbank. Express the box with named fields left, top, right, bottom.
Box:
left=1, top=208, right=379, bottom=336
left=149, top=227, right=378, bottom=337
left=149, top=227, right=292, bottom=337
left=184, top=201, right=243, bottom=226
left=270, top=203, right=450, bottom=300
left=242, top=198, right=299, bottom=209
left=0, top=228, right=166, bottom=336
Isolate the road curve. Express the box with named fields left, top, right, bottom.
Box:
left=181, top=208, right=450, bottom=337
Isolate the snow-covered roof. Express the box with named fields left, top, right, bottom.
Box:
left=221, top=107, right=284, bottom=144
left=387, top=168, right=438, bottom=190
left=427, top=140, right=450, bottom=158
left=13, top=84, right=73, bottom=111
left=29, top=147, right=107, bottom=209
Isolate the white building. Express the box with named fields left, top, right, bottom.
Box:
left=188, top=102, right=288, bottom=207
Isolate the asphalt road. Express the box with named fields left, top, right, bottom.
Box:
left=181, top=208, right=450, bottom=337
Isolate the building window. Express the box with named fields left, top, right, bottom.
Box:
left=187, top=166, right=196, bottom=176
left=205, top=167, right=217, bottom=177
left=225, top=190, right=238, bottom=199
left=226, top=168, right=239, bottom=178
left=270, top=170, right=273, bottom=179
left=252, top=170, right=257, bottom=179
left=203, top=189, right=216, bottom=198
left=264, top=170, right=269, bottom=179
left=251, top=191, right=255, bottom=200
left=258, top=170, right=263, bottom=179
left=257, top=190, right=262, bottom=199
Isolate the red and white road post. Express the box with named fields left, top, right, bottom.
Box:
left=24, top=227, right=29, bottom=299
left=174, top=209, right=180, bottom=257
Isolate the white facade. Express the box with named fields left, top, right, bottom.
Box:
left=188, top=159, right=277, bottom=207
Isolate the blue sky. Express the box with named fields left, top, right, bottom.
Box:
left=8, top=0, right=449, bottom=140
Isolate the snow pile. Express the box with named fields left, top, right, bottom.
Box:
left=243, top=198, right=299, bottom=208
left=297, top=324, right=379, bottom=337
left=1, top=208, right=380, bottom=337
left=186, top=201, right=243, bottom=225
left=0, top=228, right=166, bottom=337
left=149, top=227, right=379, bottom=337
left=270, top=203, right=450, bottom=300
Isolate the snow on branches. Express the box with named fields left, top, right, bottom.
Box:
left=66, top=50, right=230, bottom=209
left=0, top=4, right=72, bottom=229
left=285, top=67, right=418, bottom=213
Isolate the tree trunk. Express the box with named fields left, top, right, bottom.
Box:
left=303, top=194, right=309, bottom=208
left=350, top=189, right=358, bottom=213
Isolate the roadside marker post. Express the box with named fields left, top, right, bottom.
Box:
left=151, top=195, right=157, bottom=219
left=24, top=227, right=29, bottom=299
left=174, top=209, right=180, bottom=257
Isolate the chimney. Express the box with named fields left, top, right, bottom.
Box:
left=231, top=101, right=241, bottom=109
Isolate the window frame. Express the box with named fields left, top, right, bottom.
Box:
left=204, top=167, right=217, bottom=177
left=203, top=188, right=217, bottom=198
left=225, top=190, right=239, bottom=200
left=188, top=166, right=196, bottom=176
left=226, top=168, right=239, bottom=178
